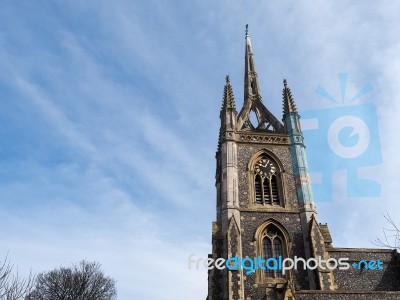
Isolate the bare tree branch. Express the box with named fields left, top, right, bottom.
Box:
left=0, top=255, right=35, bottom=300
left=372, top=212, right=400, bottom=251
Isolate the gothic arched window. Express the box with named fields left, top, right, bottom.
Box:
left=262, top=224, right=285, bottom=278
left=253, top=156, right=282, bottom=206
left=254, top=221, right=290, bottom=284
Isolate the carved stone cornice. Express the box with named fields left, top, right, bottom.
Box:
left=237, top=132, right=289, bottom=145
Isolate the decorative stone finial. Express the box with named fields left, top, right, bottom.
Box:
left=282, top=79, right=297, bottom=114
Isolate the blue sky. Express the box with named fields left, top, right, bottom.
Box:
left=0, top=1, right=400, bottom=299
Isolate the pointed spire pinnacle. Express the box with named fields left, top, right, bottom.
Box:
left=237, top=27, right=285, bottom=133
left=244, top=24, right=261, bottom=101
left=222, top=75, right=236, bottom=111
left=282, top=79, right=297, bottom=114
left=218, top=75, right=237, bottom=149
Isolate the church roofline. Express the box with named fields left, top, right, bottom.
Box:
left=327, top=247, right=395, bottom=253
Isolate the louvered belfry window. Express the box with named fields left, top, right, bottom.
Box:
left=254, top=156, right=281, bottom=206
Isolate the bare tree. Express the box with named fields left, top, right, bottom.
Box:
left=0, top=255, right=34, bottom=300
left=373, top=212, right=400, bottom=251
left=26, top=260, right=116, bottom=300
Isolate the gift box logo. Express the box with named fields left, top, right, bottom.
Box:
left=301, top=73, right=381, bottom=202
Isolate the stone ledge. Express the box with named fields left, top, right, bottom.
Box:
left=297, top=290, right=400, bottom=294
left=239, top=208, right=301, bottom=213
left=327, top=247, right=394, bottom=253
left=236, top=133, right=289, bottom=145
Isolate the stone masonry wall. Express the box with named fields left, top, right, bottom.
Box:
left=236, top=142, right=314, bottom=299
left=328, top=249, right=400, bottom=291
left=240, top=211, right=310, bottom=299
left=237, top=143, right=298, bottom=209
left=296, top=291, right=400, bottom=299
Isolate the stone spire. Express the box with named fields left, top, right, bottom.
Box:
left=237, top=25, right=285, bottom=133
left=282, top=79, right=297, bottom=115
left=244, top=24, right=262, bottom=102
left=218, top=75, right=237, bottom=149
left=222, top=75, right=236, bottom=111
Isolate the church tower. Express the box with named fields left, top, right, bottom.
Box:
left=207, top=26, right=336, bottom=300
